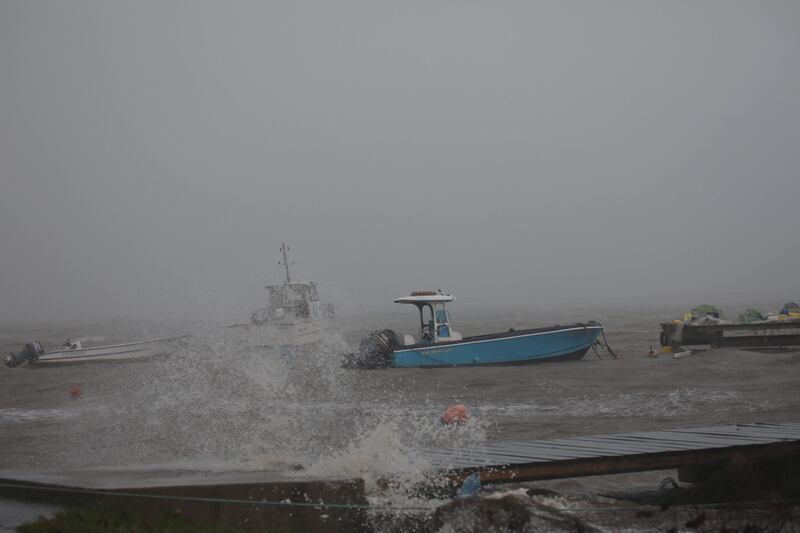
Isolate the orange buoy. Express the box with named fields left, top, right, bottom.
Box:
left=69, top=385, right=82, bottom=399
left=442, top=404, right=469, bottom=425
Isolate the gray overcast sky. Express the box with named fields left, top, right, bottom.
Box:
left=1, top=1, right=798, bottom=322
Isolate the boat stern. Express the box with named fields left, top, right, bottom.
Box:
left=5, top=341, right=45, bottom=367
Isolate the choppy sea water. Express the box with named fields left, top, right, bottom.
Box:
left=1, top=305, right=798, bottom=528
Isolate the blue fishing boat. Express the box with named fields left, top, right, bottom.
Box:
left=344, top=291, right=611, bottom=369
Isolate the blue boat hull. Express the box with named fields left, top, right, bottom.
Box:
left=391, top=324, right=603, bottom=368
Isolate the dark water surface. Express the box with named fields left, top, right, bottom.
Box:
left=1, top=305, right=799, bottom=519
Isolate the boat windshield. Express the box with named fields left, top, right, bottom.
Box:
left=267, top=284, right=314, bottom=318
left=419, top=304, right=435, bottom=341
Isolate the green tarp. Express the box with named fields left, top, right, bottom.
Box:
left=691, top=305, right=723, bottom=319
left=737, top=308, right=766, bottom=324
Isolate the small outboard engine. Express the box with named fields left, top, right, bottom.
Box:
left=5, top=341, right=45, bottom=367
left=342, top=329, right=398, bottom=369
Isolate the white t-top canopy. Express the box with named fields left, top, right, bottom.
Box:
left=394, top=291, right=455, bottom=304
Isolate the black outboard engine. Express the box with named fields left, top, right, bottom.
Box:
left=5, top=341, right=44, bottom=367
left=342, top=329, right=398, bottom=369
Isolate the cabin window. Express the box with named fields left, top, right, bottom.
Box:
left=290, top=286, right=310, bottom=317
left=268, top=288, right=286, bottom=316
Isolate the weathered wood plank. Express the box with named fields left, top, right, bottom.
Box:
left=697, top=425, right=800, bottom=438
left=504, top=436, right=684, bottom=452
left=572, top=435, right=705, bottom=451
left=666, top=429, right=792, bottom=443
left=430, top=449, right=553, bottom=465
left=670, top=424, right=797, bottom=435
left=614, top=430, right=774, bottom=446
left=636, top=430, right=763, bottom=448
left=564, top=437, right=694, bottom=453
left=481, top=442, right=614, bottom=460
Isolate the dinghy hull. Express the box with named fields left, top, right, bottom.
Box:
left=27, top=337, right=186, bottom=366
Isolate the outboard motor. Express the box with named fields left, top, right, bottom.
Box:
left=342, top=329, right=398, bottom=369
left=5, top=341, right=45, bottom=367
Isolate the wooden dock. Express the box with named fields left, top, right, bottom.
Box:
left=425, top=422, right=800, bottom=485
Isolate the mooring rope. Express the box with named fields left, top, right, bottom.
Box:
left=600, top=328, right=618, bottom=359
left=1, top=481, right=797, bottom=515
left=584, top=324, right=618, bottom=360
left=0, top=482, right=429, bottom=512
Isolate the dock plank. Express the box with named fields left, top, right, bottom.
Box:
left=480, top=443, right=613, bottom=460
left=618, top=432, right=765, bottom=445
left=431, top=450, right=550, bottom=465
left=502, top=439, right=679, bottom=456
left=686, top=426, right=800, bottom=439
left=570, top=436, right=705, bottom=452
left=613, top=430, right=775, bottom=445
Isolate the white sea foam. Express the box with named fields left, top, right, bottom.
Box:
left=304, top=408, right=488, bottom=499
left=0, top=408, right=74, bottom=424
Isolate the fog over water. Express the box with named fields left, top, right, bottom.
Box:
left=1, top=1, right=799, bottom=322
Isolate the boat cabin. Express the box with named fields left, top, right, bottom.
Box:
left=394, top=290, right=462, bottom=345
left=251, top=281, right=334, bottom=324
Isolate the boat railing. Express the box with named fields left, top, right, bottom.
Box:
left=48, top=335, right=190, bottom=353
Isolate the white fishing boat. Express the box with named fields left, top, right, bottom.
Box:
left=5, top=336, right=188, bottom=367
left=228, top=243, right=335, bottom=347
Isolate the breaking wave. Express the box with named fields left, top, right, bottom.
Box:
left=55, top=324, right=487, bottom=501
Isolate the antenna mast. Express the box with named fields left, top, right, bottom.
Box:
left=279, top=242, right=291, bottom=284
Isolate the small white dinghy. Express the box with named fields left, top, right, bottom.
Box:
left=5, top=336, right=188, bottom=367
